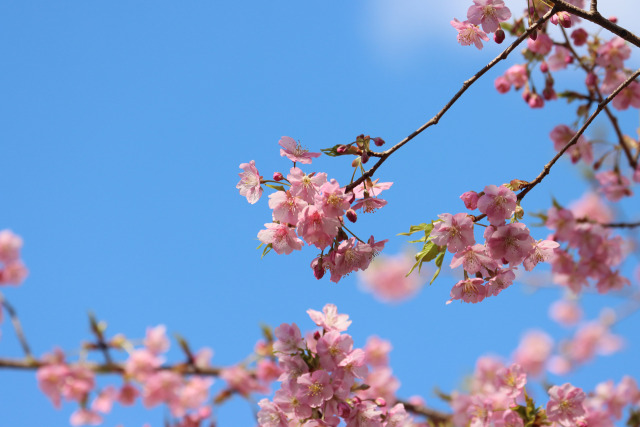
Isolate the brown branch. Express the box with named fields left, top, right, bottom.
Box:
left=576, top=218, right=640, bottom=228
left=0, top=356, right=222, bottom=376
left=550, top=0, right=640, bottom=48
left=0, top=293, right=33, bottom=359
left=344, top=7, right=558, bottom=193
left=517, top=67, right=640, bottom=201
left=589, top=0, right=597, bottom=14
left=396, top=400, right=451, bottom=425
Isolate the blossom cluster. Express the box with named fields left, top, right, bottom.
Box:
left=545, top=196, right=631, bottom=295
left=450, top=0, right=512, bottom=50
left=451, top=354, right=640, bottom=426
left=0, top=229, right=28, bottom=286
left=257, top=303, right=413, bottom=426
left=36, top=324, right=221, bottom=426
left=419, top=184, right=558, bottom=303
left=237, top=136, right=392, bottom=282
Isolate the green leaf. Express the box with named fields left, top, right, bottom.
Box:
left=264, top=183, right=285, bottom=192
left=429, top=250, right=446, bottom=285
left=398, top=223, right=433, bottom=237
left=261, top=244, right=273, bottom=258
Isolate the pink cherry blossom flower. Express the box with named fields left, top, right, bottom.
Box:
left=495, top=364, right=527, bottom=399
left=279, top=136, right=321, bottom=164
left=287, top=167, right=327, bottom=204
left=460, top=191, right=480, bottom=210
left=477, top=185, right=517, bottom=225
left=485, top=267, right=516, bottom=296
left=523, top=239, right=560, bottom=271
left=144, top=325, right=170, bottom=355
left=549, top=300, right=583, bottom=326
left=601, top=68, right=626, bottom=94
left=448, top=278, right=486, bottom=304
left=467, top=0, right=511, bottom=33
left=236, top=160, right=263, bottom=204
left=0, top=230, right=22, bottom=263
left=512, top=330, right=553, bottom=376
left=345, top=401, right=384, bottom=426
left=221, top=365, right=268, bottom=396
left=258, top=223, right=304, bottom=255
left=273, top=323, right=304, bottom=355
left=307, top=304, right=351, bottom=332
left=296, top=206, right=339, bottom=250
left=494, top=75, right=511, bottom=93
left=268, top=191, right=307, bottom=225
left=546, top=207, right=576, bottom=241
left=451, top=19, right=489, bottom=50
left=527, top=32, right=553, bottom=55
left=612, top=81, right=640, bottom=110
left=549, top=124, right=594, bottom=163
left=316, top=179, right=350, bottom=218
left=505, top=64, right=528, bottom=89
left=596, top=37, right=631, bottom=69
left=364, top=336, right=392, bottom=367
left=546, top=383, right=587, bottom=425
left=351, top=196, right=387, bottom=214
left=358, top=253, right=424, bottom=302
left=257, top=398, right=290, bottom=427
left=327, top=238, right=374, bottom=283
left=118, top=383, right=139, bottom=406
left=170, top=376, right=213, bottom=417
left=486, top=223, right=535, bottom=266
left=568, top=322, right=623, bottom=363
left=547, top=46, right=572, bottom=71
left=70, top=409, right=102, bottom=426
left=450, top=244, right=498, bottom=275
left=125, top=349, right=164, bottom=381
left=91, top=385, right=118, bottom=413
left=352, top=179, right=392, bottom=199
left=0, top=261, right=28, bottom=285
left=431, top=213, right=475, bottom=253
left=317, top=330, right=353, bottom=370
left=296, top=370, right=333, bottom=408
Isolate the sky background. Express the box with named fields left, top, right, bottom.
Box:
left=1, top=1, right=639, bottom=426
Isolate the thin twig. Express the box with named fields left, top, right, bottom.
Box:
left=398, top=400, right=451, bottom=425
left=0, top=293, right=33, bottom=359
left=576, top=218, right=640, bottom=228
left=517, top=67, right=640, bottom=201
left=345, top=7, right=558, bottom=193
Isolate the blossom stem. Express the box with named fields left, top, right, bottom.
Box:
left=0, top=293, right=33, bottom=359
left=340, top=225, right=365, bottom=243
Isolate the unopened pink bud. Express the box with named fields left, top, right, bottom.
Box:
left=313, top=330, right=321, bottom=340
left=565, top=56, right=573, bottom=64
left=557, top=12, right=572, bottom=28
left=375, top=397, right=387, bottom=407
left=337, top=145, right=347, bottom=154
left=608, top=16, right=618, bottom=23
left=372, top=137, right=385, bottom=147
left=338, top=402, right=351, bottom=418
left=346, top=209, right=357, bottom=223
left=494, top=29, right=505, bottom=44
left=529, top=31, right=538, bottom=42
left=361, top=152, right=369, bottom=164
left=460, top=191, right=479, bottom=210
left=540, top=61, right=549, bottom=73
left=528, top=93, right=544, bottom=108
left=542, top=87, right=556, bottom=100
left=312, top=258, right=325, bottom=280
left=273, top=172, right=283, bottom=181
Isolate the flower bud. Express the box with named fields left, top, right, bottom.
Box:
left=372, top=137, right=385, bottom=147
left=375, top=397, right=387, bottom=407
left=528, top=93, right=544, bottom=109
left=529, top=31, right=538, bottom=42
left=460, top=191, right=479, bottom=210
left=336, top=145, right=347, bottom=154
left=585, top=72, right=597, bottom=88
left=346, top=209, right=357, bottom=223
left=494, top=29, right=505, bottom=44
left=542, top=87, right=556, bottom=100
left=515, top=205, right=524, bottom=220
left=540, top=61, right=549, bottom=73
left=273, top=172, right=283, bottom=181
left=313, top=330, right=322, bottom=340
left=361, top=152, right=369, bottom=164
left=338, top=402, right=351, bottom=418
left=312, top=258, right=325, bottom=280
left=608, top=16, right=618, bottom=24
left=557, top=12, right=572, bottom=28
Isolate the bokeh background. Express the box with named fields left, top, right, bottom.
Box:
left=1, top=0, right=639, bottom=425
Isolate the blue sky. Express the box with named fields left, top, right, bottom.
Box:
left=1, top=1, right=639, bottom=426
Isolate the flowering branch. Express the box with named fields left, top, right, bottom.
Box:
left=516, top=67, right=640, bottom=201
left=344, top=6, right=558, bottom=193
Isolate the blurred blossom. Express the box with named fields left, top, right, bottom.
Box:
left=358, top=253, right=426, bottom=303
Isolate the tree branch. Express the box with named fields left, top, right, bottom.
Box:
left=345, top=7, right=558, bottom=193
left=517, top=67, right=640, bottom=201
left=0, top=293, right=33, bottom=359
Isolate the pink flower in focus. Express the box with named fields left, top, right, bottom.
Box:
left=273, top=323, right=304, bottom=355
left=268, top=191, right=306, bottom=225
left=431, top=213, right=475, bottom=253
left=460, top=191, right=480, bottom=210
left=307, top=304, right=351, bottom=332
left=477, top=185, right=517, bottom=225
left=296, top=205, right=339, bottom=250
left=236, top=160, right=263, bottom=204
left=466, top=0, right=512, bottom=33
left=352, top=179, right=393, bottom=199
left=328, top=238, right=373, bottom=283
left=450, top=244, right=498, bottom=275
left=351, top=196, right=388, bottom=214
left=450, top=19, right=489, bottom=50
left=258, top=223, right=303, bottom=255
left=485, top=267, right=516, bottom=296
left=287, top=167, right=327, bottom=204
left=485, top=223, right=535, bottom=266
left=523, top=239, right=560, bottom=271
left=448, top=278, right=486, bottom=304
left=257, top=398, right=289, bottom=427
left=296, top=370, right=333, bottom=407
left=358, top=253, right=424, bottom=302
left=316, top=179, right=350, bottom=218
left=279, top=136, right=321, bottom=164
left=546, top=383, right=587, bottom=425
